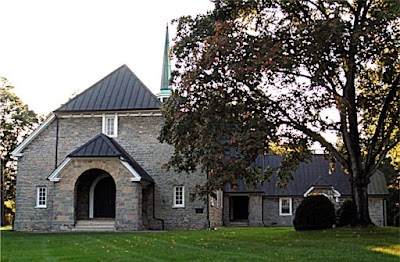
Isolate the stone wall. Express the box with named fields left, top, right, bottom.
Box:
left=248, top=194, right=263, bottom=226
left=209, top=190, right=223, bottom=228
left=14, top=112, right=386, bottom=231
left=263, top=197, right=302, bottom=227
left=263, top=196, right=386, bottom=227
left=14, top=114, right=210, bottom=231
left=50, top=159, right=143, bottom=231
left=14, top=120, right=57, bottom=231
left=369, top=197, right=386, bottom=226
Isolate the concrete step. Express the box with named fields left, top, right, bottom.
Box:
left=72, top=227, right=115, bottom=232
left=73, top=220, right=115, bottom=232
left=229, top=221, right=249, bottom=227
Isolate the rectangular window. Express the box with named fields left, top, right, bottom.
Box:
left=211, top=191, right=223, bottom=208
left=279, top=197, right=292, bottom=216
left=173, top=186, right=185, bottom=208
left=102, top=114, right=118, bottom=137
left=36, top=187, right=47, bottom=208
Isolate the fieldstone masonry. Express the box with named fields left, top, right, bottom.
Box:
left=14, top=114, right=211, bottom=231
left=248, top=193, right=263, bottom=226
left=13, top=109, right=388, bottom=231
left=52, top=159, right=144, bottom=231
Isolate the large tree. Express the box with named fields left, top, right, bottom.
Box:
left=0, top=77, right=38, bottom=226
left=159, top=0, right=400, bottom=226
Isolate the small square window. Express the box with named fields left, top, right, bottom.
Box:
left=279, top=197, right=292, bottom=216
left=36, top=187, right=47, bottom=208
left=102, top=115, right=118, bottom=137
left=173, top=186, right=185, bottom=208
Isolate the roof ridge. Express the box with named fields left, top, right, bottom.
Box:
left=99, top=134, right=122, bottom=156
left=68, top=133, right=121, bottom=157
left=55, top=65, right=129, bottom=112
left=123, top=66, right=162, bottom=103
left=55, top=65, right=161, bottom=112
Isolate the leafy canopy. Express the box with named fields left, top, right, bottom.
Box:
left=160, top=0, right=399, bottom=200
left=1, top=77, right=39, bottom=205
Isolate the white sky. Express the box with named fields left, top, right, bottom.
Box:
left=0, top=0, right=214, bottom=115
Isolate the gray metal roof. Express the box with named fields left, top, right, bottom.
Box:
left=56, top=65, right=162, bottom=112
left=68, top=134, right=154, bottom=183
left=225, top=155, right=388, bottom=196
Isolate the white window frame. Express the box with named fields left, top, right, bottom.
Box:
left=173, top=186, right=185, bottom=208
left=102, top=114, right=118, bottom=137
left=279, top=197, right=292, bottom=216
left=36, top=187, right=47, bottom=208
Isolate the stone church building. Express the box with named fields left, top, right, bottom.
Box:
left=11, top=28, right=388, bottom=232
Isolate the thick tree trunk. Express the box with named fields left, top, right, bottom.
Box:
left=352, top=176, right=373, bottom=226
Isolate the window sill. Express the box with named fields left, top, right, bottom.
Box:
left=104, top=133, right=118, bottom=138
left=279, top=213, right=292, bottom=216
left=172, top=205, right=185, bottom=209
left=35, top=206, right=47, bottom=209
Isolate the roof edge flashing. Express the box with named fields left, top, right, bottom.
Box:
left=12, top=114, right=57, bottom=157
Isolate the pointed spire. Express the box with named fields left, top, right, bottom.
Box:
left=160, top=24, right=172, bottom=92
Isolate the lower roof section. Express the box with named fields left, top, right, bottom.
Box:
left=225, top=155, right=388, bottom=196
left=48, top=133, right=154, bottom=184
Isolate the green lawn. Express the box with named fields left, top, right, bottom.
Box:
left=1, top=227, right=399, bottom=261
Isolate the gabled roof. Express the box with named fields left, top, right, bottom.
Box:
left=49, top=134, right=154, bottom=183
left=56, top=64, right=162, bottom=112
left=225, top=155, right=388, bottom=196
left=68, top=134, right=122, bottom=157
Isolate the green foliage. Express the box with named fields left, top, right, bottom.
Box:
left=0, top=76, right=39, bottom=225
left=293, top=195, right=336, bottom=230
left=160, top=0, right=400, bottom=225
left=336, top=200, right=357, bottom=227
left=1, top=227, right=399, bottom=261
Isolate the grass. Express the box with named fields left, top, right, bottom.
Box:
left=0, top=226, right=12, bottom=231
left=1, top=227, right=399, bottom=261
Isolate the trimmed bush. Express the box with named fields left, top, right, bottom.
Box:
left=336, top=200, right=357, bottom=227
left=293, top=195, right=335, bottom=230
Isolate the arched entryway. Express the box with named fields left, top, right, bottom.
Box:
left=91, top=175, right=116, bottom=218
left=75, top=169, right=116, bottom=220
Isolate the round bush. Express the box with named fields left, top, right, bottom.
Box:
left=293, top=195, right=335, bottom=230
left=336, top=200, right=357, bottom=227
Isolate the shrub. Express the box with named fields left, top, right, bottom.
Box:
left=293, top=195, right=335, bottom=230
left=336, top=200, right=357, bottom=227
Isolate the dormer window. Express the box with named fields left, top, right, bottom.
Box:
left=102, top=114, right=118, bottom=137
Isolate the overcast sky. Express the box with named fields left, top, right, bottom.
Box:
left=0, top=0, right=214, bottom=115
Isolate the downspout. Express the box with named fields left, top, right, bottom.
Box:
left=55, top=115, right=59, bottom=169
left=152, top=185, right=164, bottom=230
left=51, top=115, right=59, bottom=230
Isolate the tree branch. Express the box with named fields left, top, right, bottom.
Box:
left=308, top=0, right=329, bottom=19
left=273, top=101, right=349, bottom=169
left=365, top=74, right=400, bottom=171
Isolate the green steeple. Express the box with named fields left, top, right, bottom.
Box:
left=160, top=24, right=172, bottom=92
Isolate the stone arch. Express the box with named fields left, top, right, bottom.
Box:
left=75, top=168, right=116, bottom=220
left=55, top=158, right=144, bottom=230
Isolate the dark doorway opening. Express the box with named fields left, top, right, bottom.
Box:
left=230, top=196, right=249, bottom=220
left=94, top=176, right=116, bottom=218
